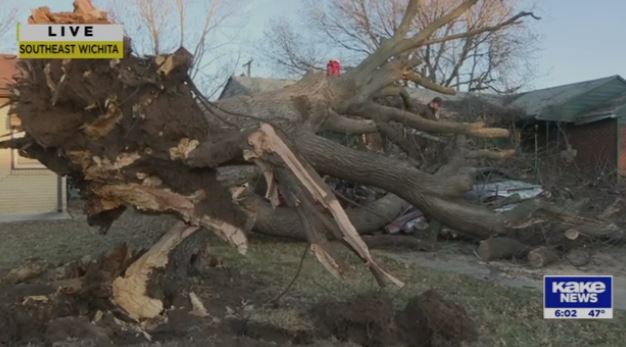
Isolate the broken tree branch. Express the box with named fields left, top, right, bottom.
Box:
left=321, top=112, right=378, bottom=134
left=357, top=102, right=510, bottom=138
left=247, top=123, right=404, bottom=287
left=419, top=12, right=541, bottom=47
left=112, top=222, right=199, bottom=321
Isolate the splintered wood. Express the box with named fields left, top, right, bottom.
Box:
left=93, top=184, right=248, bottom=254
left=112, top=222, right=199, bottom=320
left=248, top=123, right=404, bottom=287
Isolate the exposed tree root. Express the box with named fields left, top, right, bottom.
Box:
left=112, top=222, right=199, bottom=320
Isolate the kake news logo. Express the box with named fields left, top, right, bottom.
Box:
left=544, top=275, right=613, bottom=319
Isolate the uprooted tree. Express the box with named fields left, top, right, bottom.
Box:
left=1, top=0, right=622, bottom=321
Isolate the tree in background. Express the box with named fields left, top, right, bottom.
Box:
left=103, top=0, right=243, bottom=97
left=262, top=0, right=538, bottom=93
left=259, top=18, right=327, bottom=77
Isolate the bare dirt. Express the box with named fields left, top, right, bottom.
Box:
left=1, top=211, right=625, bottom=346
left=312, top=290, right=476, bottom=347
left=0, top=245, right=476, bottom=347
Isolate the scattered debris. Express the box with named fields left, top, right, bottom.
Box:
left=385, top=207, right=427, bottom=234
left=465, top=180, right=545, bottom=211
left=189, top=291, right=210, bottom=317
left=3, top=259, right=48, bottom=284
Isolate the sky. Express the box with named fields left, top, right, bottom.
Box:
left=3, top=0, right=626, bottom=91
left=527, top=0, right=626, bottom=89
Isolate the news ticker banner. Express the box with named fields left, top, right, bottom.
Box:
left=17, top=24, right=124, bottom=59
left=544, top=275, right=613, bottom=319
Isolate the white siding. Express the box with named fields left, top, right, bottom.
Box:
left=0, top=98, right=62, bottom=217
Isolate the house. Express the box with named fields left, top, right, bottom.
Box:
left=219, top=74, right=626, bottom=176
left=0, top=55, right=67, bottom=222
left=506, top=75, right=626, bottom=175
left=218, top=75, right=295, bottom=100
left=404, top=76, right=626, bottom=176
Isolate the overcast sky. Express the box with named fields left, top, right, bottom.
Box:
left=5, top=0, right=626, bottom=91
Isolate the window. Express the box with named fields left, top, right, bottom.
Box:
left=10, top=130, right=46, bottom=170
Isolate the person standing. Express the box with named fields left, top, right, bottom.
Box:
left=426, top=97, right=442, bottom=120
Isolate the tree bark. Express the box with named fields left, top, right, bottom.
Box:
left=246, top=193, right=407, bottom=239
left=478, top=237, right=530, bottom=261
left=361, top=235, right=434, bottom=251
left=527, top=246, right=560, bottom=268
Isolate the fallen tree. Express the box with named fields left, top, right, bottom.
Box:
left=2, top=0, right=622, bottom=320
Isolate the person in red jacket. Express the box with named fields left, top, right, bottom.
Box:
left=326, top=59, right=341, bottom=77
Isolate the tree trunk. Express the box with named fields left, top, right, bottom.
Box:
left=246, top=193, right=407, bottom=239
left=527, top=246, right=560, bottom=268
left=361, top=235, right=434, bottom=251
left=478, top=237, right=530, bottom=261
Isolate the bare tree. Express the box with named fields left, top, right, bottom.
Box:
left=409, top=0, right=539, bottom=92
left=258, top=18, right=326, bottom=78
left=6, top=0, right=619, bottom=322
left=103, top=0, right=241, bottom=97
left=262, top=0, right=538, bottom=93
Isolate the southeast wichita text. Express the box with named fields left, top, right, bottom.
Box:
left=19, top=42, right=120, bottom=55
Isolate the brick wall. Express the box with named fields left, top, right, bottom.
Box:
left=565, top=119, right=617, bottom=173
left=620, top=125, right=626, bottom=175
